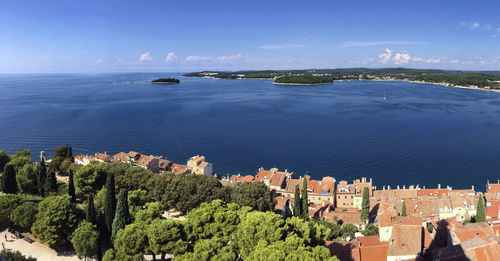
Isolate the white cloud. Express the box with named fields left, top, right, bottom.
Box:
left=96, top=59, right=102, bottom=63
left=216, top=53, right=242, bottom=62
left=259, top=44, right=303, bottom=50
left=165, top=52, right=177, bottom=62
left=185, top=55, right=211, bottom=62
left=339, top=41, right=427, bottom=48
left=412, top=57, right=441, bottom=64
left=460, top=21, right=480, bottom=30
left=378, top=48, right=393, bottom=64
left=496, top=27, right=500, bottom=33
left=393, top=53, right=411, bottom=65
left=139, top=52, right=153, bottom=61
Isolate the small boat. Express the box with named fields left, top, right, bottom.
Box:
left=127, top=81, right=135, bottom=84
left=383, top=91, right=388, bottom=100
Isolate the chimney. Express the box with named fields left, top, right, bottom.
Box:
left=397, top=185, right=400, bottom=190
left=362, top=177, right=366, bottom=183
left=438, top=184, right=441, bottom=189
left=383, top=186, right=386, bottom=190
left=471, top=185, right=475, bottom=191
left=409, top=185, right=414, bottom=189
left=388, top=185, right=391, bottom=190
left=403, top=185, right=406, bottom=189
left=423, top=186, right=426, bottom=189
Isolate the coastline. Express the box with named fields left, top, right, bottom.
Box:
left=184, top=75, right=500, bottom=93
left=273, top=81, right=333, bottom=86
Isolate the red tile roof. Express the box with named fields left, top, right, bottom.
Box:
left=112, top=152, right=129, bottom=163
left=388, top=223, right=423, bottom=256
left=230, top=174, right=255, bottom=184
left=170, top=163, right=187, bottom=174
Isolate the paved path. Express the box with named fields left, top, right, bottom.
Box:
left=1, top=230, right=79, bottom=261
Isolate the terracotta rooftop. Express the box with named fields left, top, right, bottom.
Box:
left=488, top=182, right=500, bottom=193
left=230, top=174, right=255, bottom=184
left=417, top=188, right=450, bottom=197
left=134, top=154, right=154, bottom=166
left=388, top=223, right=423, bottom=256
left=112, top=152, right=129, bottom=163
left=452, top=222, right=497, bottom=243
left=170, top=163, right=187, bottom=174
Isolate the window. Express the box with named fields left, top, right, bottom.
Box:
left=328, top=198, right=330, bottom=201
left=318, top=197, right=321, bottom=200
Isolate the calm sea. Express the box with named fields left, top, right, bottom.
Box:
left=1, top=73, right=500, bottom=191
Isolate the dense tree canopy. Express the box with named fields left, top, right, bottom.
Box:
left=230, top=182, right=275, bottom=212
left=114, top=222, right=149, bottom=261
left=148, top=218, right=188, bottom=257
left=1, top=164, right=18, bottom=194
left=32, top=195, right=77, bottom=246
left=0, top=150, right=10, bottom=173
left=74, top=164, right=106, bottom=196
left=11, top=202, right=38, bottom=229
left=111, top=189, right=131, bottom=242
left=71, top=221, right=99, bottom=259
left=0, top=194, right=24, bottom=225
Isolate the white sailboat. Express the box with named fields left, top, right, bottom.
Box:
left=383, top=91, right=387, bottom=100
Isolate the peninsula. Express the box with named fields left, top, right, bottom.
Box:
left=183, top=68, right=500, bottom=89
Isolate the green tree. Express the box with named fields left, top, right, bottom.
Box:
left=235, top=211, right=286, bottom=258
left=0, top=194, right=23, bottom=225
left=68, top=169, right=76, bottom=203
left=230, top=182, right=275, bottom=211
left=360, top=187, right=370, bottom=223
left=86, top=193, right=96, bottom=224
left=0, top=150, right=10, bottom=172
left=401, top=201, right=407, bottom=217
left=75, top=164, right=106, bottom=197
left=71, top=221, right=99, bottom=260
left=115, top=165, right=153, bottom=191
left=32, top=195, right=77, bottom=246
left=128, top=189, right=148, bottom=213
left=148, top=218, right=188, bottom=258
left=475, top=195, right=486, bottom=222
left=362, top=223, right=379, bottom=236
left=37, top=159, right=47, bottom=195
left=156, top=173, right=229, bottom=213
left=1, top=164, right=18, bottom=194
left=104, top=173, right=116, bottom=232
left=302, top=176, right=309, bottom=218
left=114, top=223, right=149, bottom=261
left=134, top=202, right=163, bottom=224
left=341, top=224, right=358, bottom=240
left=102, top=249, right=116, bottom=261
left=293, top=184, right=302, bottom=217
left=0, top=250, right=36, bottom=261
left=43, top=170, right=57, bottom=196
left=184, top=200, right=244, bottom=244
left=111, top=189, right=131, bottom=242
left=16, top=164, right=37, bottom=196
left=11, top=202, right=38, bottom=229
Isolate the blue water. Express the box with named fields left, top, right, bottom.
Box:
left=1, top=73, right=499, bottom=190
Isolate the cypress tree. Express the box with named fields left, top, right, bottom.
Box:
left=293, top=184, right=302, bottom=217
left=49, top=170, right=57, bottom=192
left=86, top=193, right=96, bottom=224
left=301, top=176, right=308, bottom=217
left=475, top=195, right=486, bottom=222
left=37, top=159, right=47, bottom=195
left=43, top=174, right=52, bottom=196
left=0, top=150, right=10, bottom=173
left=401, top=201, right=407, bottom=217
left=68, top=169, right=76, bottom=203
left=66, top=145, right=72, bottom=159
left=1, top=164, right=17, bottom=194
left=360, top=187, right=370, bottom=223
left=111, top=189, right=130, bottom=243
left=104, top=173, right=117, bottom=232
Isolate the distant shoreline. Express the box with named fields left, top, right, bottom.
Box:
left=185, top=75, right=500, bottom=93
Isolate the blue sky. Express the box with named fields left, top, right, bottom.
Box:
left=1, top=0, right=499, bottom=73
